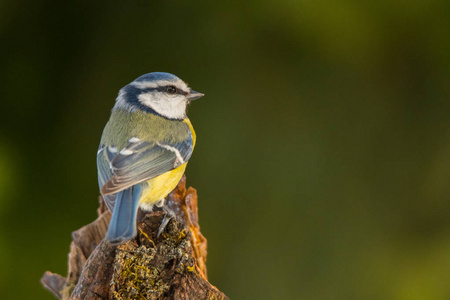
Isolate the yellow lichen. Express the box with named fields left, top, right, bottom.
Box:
left=177, top=229, right=187, bottom=240
left=110, top=218, right=204, bottom=299
left=139, top=229, right=155, bottom=248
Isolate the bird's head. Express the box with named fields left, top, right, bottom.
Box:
left=114, top=72, right=204, bottom=120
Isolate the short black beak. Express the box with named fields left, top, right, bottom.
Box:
left=187, top=90, right=205, bottom=101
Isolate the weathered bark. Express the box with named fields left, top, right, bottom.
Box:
left=41, top=176, right=228, bottom=300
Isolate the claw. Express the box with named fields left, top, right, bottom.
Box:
left=157, top=205, right=176, bottom=237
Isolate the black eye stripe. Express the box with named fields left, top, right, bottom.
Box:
left=165, top=85, right=177, bottom=94
left=160, top=85, right=188, bottom=95
left=140, top=86, right=188, bottom=96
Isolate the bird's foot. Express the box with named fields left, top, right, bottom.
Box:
left=157, top=204, right=176, bottom=237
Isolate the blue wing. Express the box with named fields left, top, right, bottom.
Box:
left=96, top=133, right=193, bottom=208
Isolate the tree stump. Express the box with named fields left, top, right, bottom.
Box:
left=41, top=176, right=228, bottom=300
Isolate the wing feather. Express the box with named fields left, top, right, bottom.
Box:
left=98, top=133, right=193, bottom=196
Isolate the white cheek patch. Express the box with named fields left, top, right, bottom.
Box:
left=138, top=93, right=187, bottom=119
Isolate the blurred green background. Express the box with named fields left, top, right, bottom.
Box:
left=1, top=0, right=450, bottom=299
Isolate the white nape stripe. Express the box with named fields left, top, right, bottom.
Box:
left=157, top=142, right=185, bottom=164
left=114, top=90, right=138, bottom=112
left=97, top=147, right=104, bottom=155
left=120, top=149, right=133, bottom=155
left=130, top=81, right=158, bottom=89
left=131, top=80, right=189, bottom=93
left=109, top=146, right=118, bottom=153
left=129, top=137, right=140, bottom=143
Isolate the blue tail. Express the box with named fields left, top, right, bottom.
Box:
left=105, top=184, right=142, bottom=244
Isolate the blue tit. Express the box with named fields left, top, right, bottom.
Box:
left=97, top=72, right=204, bottom=243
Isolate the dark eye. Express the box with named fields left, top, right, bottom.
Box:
left=165, top=86, right=177, bottom=94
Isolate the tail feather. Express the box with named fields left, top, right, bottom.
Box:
left=105, top=184, right=142, bottom=243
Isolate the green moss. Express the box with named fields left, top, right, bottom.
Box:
left=111, top=220, right=197, bottom=300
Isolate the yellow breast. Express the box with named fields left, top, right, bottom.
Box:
left=139, top=162, right=187, bottom=206
left=138, top=118, right=195, bottom=208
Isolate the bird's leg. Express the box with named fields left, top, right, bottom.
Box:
left=157, top=200, right=176, bottom=237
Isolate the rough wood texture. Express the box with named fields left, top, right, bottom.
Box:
left=41, top=176, right=228, bottom=300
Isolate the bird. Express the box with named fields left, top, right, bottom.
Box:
left=96, top=72, right=204, bottom=243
